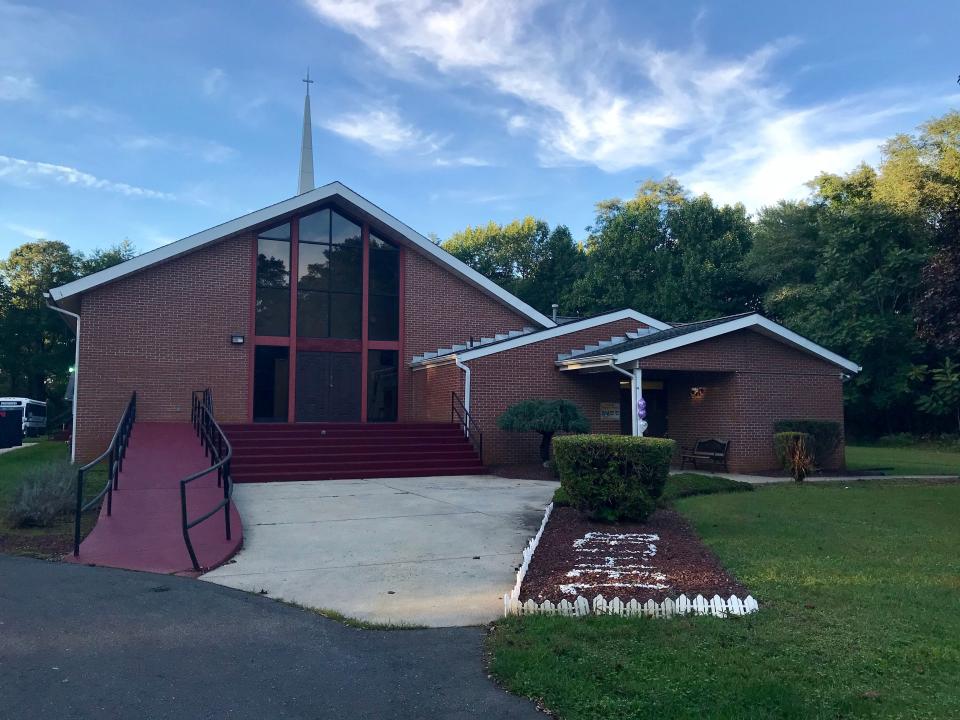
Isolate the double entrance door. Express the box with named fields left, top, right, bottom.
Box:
left=295, top=351, right=361, bottom=422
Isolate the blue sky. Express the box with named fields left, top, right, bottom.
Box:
left=1, top=0, right=958, bottom=258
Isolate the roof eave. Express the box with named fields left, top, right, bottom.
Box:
left=48, top=181, right=555, bottom=328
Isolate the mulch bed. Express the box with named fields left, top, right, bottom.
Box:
left=519, top=506, right=747, bottom=604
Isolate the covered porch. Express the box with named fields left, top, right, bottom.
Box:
left=559, top=361, right=737, bottom=470
left=555, top=315, right=857, bottom=474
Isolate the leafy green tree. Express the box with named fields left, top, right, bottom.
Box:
left=916, top=244, right=960, bottom=350
left=568, top=178, right=760, bottom=320
left=497, top=399, right=590, bottom=462
left=0, top=239, right=136, bottom=414
left=443, top=217, right=585, bottom=315
left=914, top=359, right=960, bottom=434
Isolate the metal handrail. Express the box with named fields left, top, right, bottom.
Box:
left=180, top=389, right=233, bottom=571
left=451, top=391, right=483, bottom=463
left=73, top=392, right=137, bottom=556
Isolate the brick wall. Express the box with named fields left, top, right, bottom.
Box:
left=640, top=330, right=846, bottom=472
left=75, top=236, right=252, bottom=460
left=401, top=250, right=534, bottom=421
left=465, top=319, right=648, bottom=465
left=408, top=362, right=464, bottom=423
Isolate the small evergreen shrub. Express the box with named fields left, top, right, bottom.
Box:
left=774, top=420, right=842, bottom=466
left=7, top=461, right=75, bottom=528
left=497, top=399, right=590, bottom=462
left=554, top=434, right=675, bottom=522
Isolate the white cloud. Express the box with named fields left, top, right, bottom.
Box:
left=433, top=155, right=492, bottom=167
left=118, top=134, right=236, bottom=163
left=202, top=67, right=227, bottom=97
left=305, top=0, right=791, bottom=171
left=682, top=96, right=926, bottom=210
left=0, top=155, right=175, bottom=200
left=323, top=108, right=444, bottom=154
left=304, top=0, right=943, bottom=205
left=5, top=222, right=48, bottom=240
left=0, top=73, right=37, bottom=101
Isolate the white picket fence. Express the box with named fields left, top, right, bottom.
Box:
left=503, top=501, right=759, bottom=619
left=506, top=501, right=553, bottom=605
left=503, top=592, right=759, bottom=618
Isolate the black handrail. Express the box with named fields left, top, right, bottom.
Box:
left=73, top=392, right=137, bottom=556
left=451, top=392, right=483, bottom=463
left=180, top=389, right=233, bottom=572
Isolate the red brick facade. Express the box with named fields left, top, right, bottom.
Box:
left=638, top=330, right=846, bottom=472
left=400, top=251, right=529, bottom=421
left=457, top=319, right=647, bottom=465
left=75, top=236, right=253, bottom=460
left=72, top=231, right=536, bottom=461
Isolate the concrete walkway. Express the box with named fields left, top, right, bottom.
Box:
left=0, top=556, right=540, bottom=720
left=67, top=422, right=243, bottom=574
left=202, top=475, right=557, bottom=627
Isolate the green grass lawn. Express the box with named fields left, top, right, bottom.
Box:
left=489, top=481, right=960, bottom=719
left=846, top=444, right=960, bottom=476
left=0, top=439, right=100, bottom=558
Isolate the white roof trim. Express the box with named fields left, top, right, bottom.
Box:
left=48, top=181, right=555, bottom=328
left=414, top=309, right=671, bottom=366
left=610, top=314, right=861, bottom=373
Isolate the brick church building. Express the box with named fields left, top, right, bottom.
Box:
left=46, top=87, right=859, bottom=478
left=47, top=177, right=859, bottom=476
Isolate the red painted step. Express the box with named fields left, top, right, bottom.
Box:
left=224, top=422, right=484, bottom=482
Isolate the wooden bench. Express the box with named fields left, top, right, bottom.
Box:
left=680, top=439, right=730, bottom=472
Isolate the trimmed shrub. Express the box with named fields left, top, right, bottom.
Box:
left=497, top=399, right=590, bottom=462
left=552, top=485, right=572, bottom=507
left=7, top=461, right=75, bottom=528
left=659, top=473, right=754, bottom=504
left=774, top=420, right=842, bottom=466
left=554, top=434, right=675, bottom=522
left=773, top=431, right=810, bottom=470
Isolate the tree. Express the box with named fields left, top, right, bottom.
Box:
left=916, top=244, right=960, bottom=350
left=497, top=399, right=590, bottom=463
left=0, top=239, right=136, bottom=415
left=914, top=359, right=960, bottom=435
left=443, top=217, right=585, bottom=315
left=568, top=178, right=760, bottom=321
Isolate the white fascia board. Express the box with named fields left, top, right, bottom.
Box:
left=417, top=309, right=671, bottom=367
left=48, top=181, right=555, bottom=328
left=612, top=314, right=862, bottom=373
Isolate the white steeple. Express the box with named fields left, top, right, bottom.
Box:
left=298, top=69, right=315, bottom=195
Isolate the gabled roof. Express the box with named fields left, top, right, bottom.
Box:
left=573, top=313, right=753, bottom=359
left=412, top=308, right=672, bottom=366
left=559, top=312, right=861, bottom=373
left=48, top=181, right=555, bottom=328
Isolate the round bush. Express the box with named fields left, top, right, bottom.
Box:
left=553, top=434, right=675, bottom=523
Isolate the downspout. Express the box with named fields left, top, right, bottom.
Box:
left=454, top=357, right=471, bottom=437
left=44, top=293, right=79, bottom=462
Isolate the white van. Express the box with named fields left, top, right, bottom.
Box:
left=0, top=397, right=47, bottom=437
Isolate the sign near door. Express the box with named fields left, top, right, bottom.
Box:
left=600, top=402, right=620, bottom=420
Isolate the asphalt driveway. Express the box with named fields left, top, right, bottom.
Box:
left=0, top=556, right=541, bottom=719
left=202, top=475, right=557, bottom=626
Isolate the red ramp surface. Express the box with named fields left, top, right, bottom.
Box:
left=68, top=422, right=242, bottom=575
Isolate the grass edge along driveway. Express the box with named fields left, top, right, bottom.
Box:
left=488, top=480, right=960, bottom=720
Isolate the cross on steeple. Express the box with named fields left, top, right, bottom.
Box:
left=302, top=67, right=314, bottom=95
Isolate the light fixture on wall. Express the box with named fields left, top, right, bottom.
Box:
left=231, top=334, right=245, bottom=345
left=690, top=386, right=706, bottom=400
